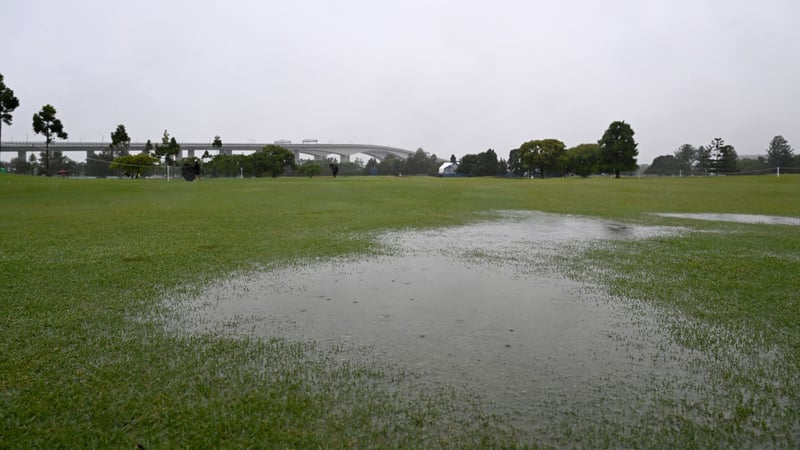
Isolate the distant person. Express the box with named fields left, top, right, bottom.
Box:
left=194, top=160, right=201, bottom=181
left=181, top=162, right=195, bottom=181
left=329, top=163, right=339, bottom=178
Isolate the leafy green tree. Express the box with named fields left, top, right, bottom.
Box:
left=0, top=73, right=21, bottom=156
left=297, top=161, right=322, bottom=178
left=82, top=124, right=132, bottom=177
left=403, top=148, right=429, bottom=175
left=332, top=161, right=363, bottom=176
left=706, top=138, right=724, bottom=173
left=84, top=150, right=115, bottom=177
left=250, top=144, right=296, bottom=177
left=28, top=153, right=39, bottom=174
left=110, top=153, right=160, bottom=178
left=377, top=154, right=403, bottom=175
left=32, top=104, right=68, bottom=176
left=364, top=157, right=379, bottom=175
left=41, top=149, right=77, bottom=175
left=142, top=139, right=154, bottom=155
left=518, top=139, right=566, bottom=178
left=398, top=148, right=440, bottom=175
left=427, top=153, right=440, bottom=176
left=497, top=158, right=508, bottom=176
left=477, top=149, right=500, bottom=176
left=705, top=138, right=738, bottom=174
left=8, top=155, right=33, bottom=175
left=598, top=121, right=638, bottom=178
left=205, top=153, right=246, bottom=177
left=456, top=153, right=479, bottom=176
left=564, top=143, right=600, bottom=178
left=738, top=156, right=768, bottom=174
left=109, top=124, right=131, bottom=157
left=766, top=135, right=794, bottom=168
left=644, top=155, right=685, bottom=176
left=696, top=145, right=711, bottom=173
left=155, top=130, right=180, bottom=166
left=212, top=135, right=223, bottom=155
left=673, top=144, right=698, bottom=173
left=507, top=149, right=523, bottom=176
left=718, top=143, right=738, bottom=174
left=453, top=150, right=501, bottom=177
left=89, top=130, right=135, bottom=177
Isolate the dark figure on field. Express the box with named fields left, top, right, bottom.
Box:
left=194, top=160, right=201, bottom=181
left=181, top=162, right=195, bottom=181
left=329, top=163, right=339, bottom=178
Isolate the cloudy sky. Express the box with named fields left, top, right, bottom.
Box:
left=3, top=0, right=799, bottom=163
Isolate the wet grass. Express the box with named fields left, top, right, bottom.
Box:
left=1, top=173, right=799, bottom=448
left=573, top=223, right=800, bottom=447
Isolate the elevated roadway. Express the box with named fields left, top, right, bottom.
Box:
left=0, top=141, right=415, bottom=163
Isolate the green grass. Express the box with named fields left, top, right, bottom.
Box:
left=1, top=174, right=799, bottom=448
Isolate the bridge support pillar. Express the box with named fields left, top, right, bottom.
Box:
left=18, top=150, right=27, bottom=161
left=187, top=149, right=195, bottom=159
left=339, top=153, right=350, bottom=163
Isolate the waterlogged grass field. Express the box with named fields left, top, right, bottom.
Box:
left=1, top=174, right=799, bottom=448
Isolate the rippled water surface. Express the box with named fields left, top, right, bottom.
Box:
left=173, top=211, right=723, bottom=437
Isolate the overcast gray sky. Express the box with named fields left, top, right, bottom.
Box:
left=4, top=0, right=799, bottom=164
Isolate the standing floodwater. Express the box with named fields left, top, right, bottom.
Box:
left=169, top=211, right=787, bottom=444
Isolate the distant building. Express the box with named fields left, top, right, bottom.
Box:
left=438, top=162, right=458, bottom=177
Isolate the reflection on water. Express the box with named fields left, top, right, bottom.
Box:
left=654, top=212, right=800, bottom=226
left=172, top=211, right=718, bottom=439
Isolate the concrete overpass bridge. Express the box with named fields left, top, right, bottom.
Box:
left=0, top=141, right=415, bottom=163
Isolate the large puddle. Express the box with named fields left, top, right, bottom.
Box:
left=171, top=211, right=731, bottom=438
left=654, top=212, right=800, bottom=226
